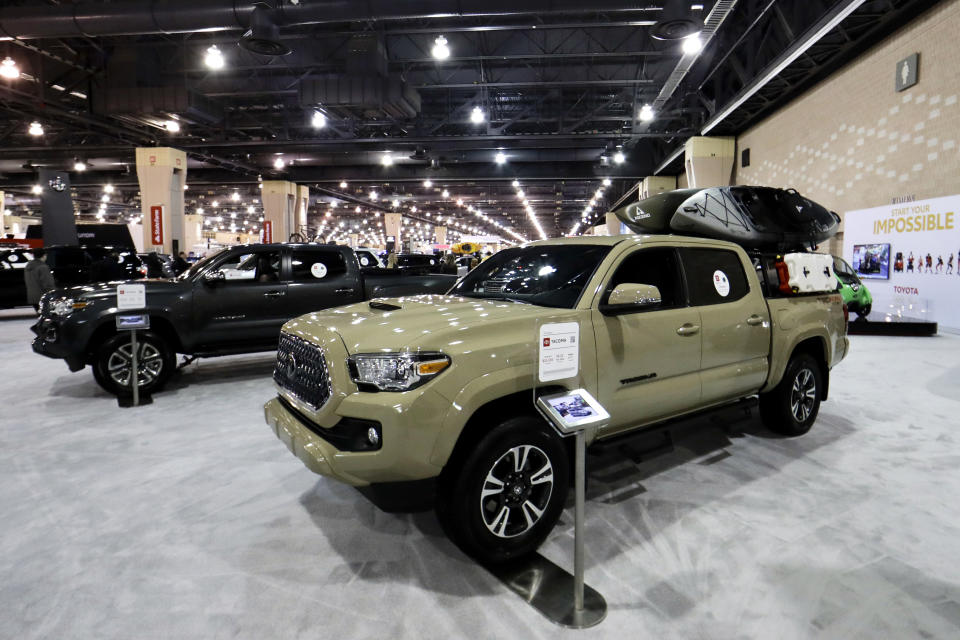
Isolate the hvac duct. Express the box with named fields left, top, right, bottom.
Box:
left=0, top=1, right=664, bottom=39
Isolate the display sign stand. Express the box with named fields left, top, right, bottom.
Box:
left=484, top=319, right=607, bottom=629
left=115, top=284, right=152, bottom=408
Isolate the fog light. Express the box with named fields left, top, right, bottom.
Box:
left=367, top=427, right=380, bottom=446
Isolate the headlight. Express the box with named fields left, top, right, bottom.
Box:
left=49, top=297, right=88, bottom=317
left=348, top=352, right=450, bottom=391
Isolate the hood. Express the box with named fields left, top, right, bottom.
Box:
left=282, top=294, right=576, bottom=355
left=53, top=277, right=182, bottom=302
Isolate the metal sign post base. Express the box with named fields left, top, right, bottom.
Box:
left=485, top=553, right=607, bottom=629
left=485, top=430, right=607, bottom=629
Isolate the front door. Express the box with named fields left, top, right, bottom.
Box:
left=591, top=246, right=702, bottom=435
left=192, top=247, right=287, bottom=348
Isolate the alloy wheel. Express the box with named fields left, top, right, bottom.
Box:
left=480, top=444, right=554, bottom=538
left=790, top=368, right=817, bottom=423
left=107, top=342, right=163, bottom=387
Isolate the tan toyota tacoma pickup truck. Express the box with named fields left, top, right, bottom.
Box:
left=264, top=233, right=848, bottom=563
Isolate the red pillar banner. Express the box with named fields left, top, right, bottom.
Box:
left=263, top=220, right=273, bottom=243
left=150, top=205, right=164, bottom=245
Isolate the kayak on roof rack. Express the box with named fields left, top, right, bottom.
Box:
left=615, top=186, right=840, bottom=251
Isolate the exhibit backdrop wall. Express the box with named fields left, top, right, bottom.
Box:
left=842, top=193, right=959, bottom=330
left=734, top=0, right=960, bottom=256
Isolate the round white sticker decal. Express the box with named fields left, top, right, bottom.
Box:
left=713, top=270, right=730, bottom=297
left=310, top=262, right=328, bottom=279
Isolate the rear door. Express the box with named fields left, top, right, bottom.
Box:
left=284, top=247, right=363, bottom=316
left=191, top=247, right=288, bottom=347
left=591, top=246, right=702, bottom=435
left=680, top=246, right=770, bottom=405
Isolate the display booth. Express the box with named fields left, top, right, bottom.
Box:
left=842, top=194, right=958, bottom=332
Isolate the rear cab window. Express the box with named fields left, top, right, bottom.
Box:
left=680, top=247, right=750, bottom=306
left=291, top=249, right=348, bottom=282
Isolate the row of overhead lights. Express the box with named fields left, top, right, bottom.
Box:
left=569, top=178, right=613, bottom=236
left=319, top=179, right=525, bottom=245
left=511, top=179, right=546, bottom=241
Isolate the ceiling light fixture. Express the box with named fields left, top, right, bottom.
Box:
left=441, top=190, right=450, bottom=198
left=0, top=57, right=20, bottom=80
left=165, top=119, right=180, bottom=133
left=103, top=184, right=114, bottom=194
left=204, top=45, right=225, bottom=70
left=470, top=106, right=485, bottom=124
left=231, top=191, right=241, bottom=201
left=273, top=156, right=285, bottom=170
left=339, top=180, right=347, bottom=189
left=31, top=184, right=42, bottom=195
left=494, top=151, right=507, bottom=164
left=381, top=153, right=393, bottom=166
left=613, top=151, right=625, bottom=164
left=432, top=35, right=451, bottom=60
left=28, top=121, right=43, bottom=136
left=423, top=179, right=433, bottom=188
left=369, top=190, right=378, bottom=201
left=638, top=104, right=655, bottom=122
left=312, top=111, right=327, bottom=128
left=602, top=178, right=612, bottom=186
left=73, top=159, right=87, bottom=172
left=681, top=34, right=703, bottom=55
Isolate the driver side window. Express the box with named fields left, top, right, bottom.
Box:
left=605, top=247, right=685, bottom=310
left=217, top=250, right=281, bottom=283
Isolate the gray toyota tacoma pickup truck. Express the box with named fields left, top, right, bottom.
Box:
left=32, top=243, right=456, bottom=396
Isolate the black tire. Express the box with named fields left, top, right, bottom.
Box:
left=92, top=330, right=175, bottom=397
left=436, top=416, right=569, bottom=564
left=857, top=303, right=871, bottom=319
left=759, top=353, right=822, bottom=436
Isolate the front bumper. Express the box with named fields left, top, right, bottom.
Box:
left=31, top=317, right=86, bottom=371
left=264, top=386, right=448, bottom=486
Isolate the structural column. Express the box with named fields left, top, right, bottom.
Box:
left=296, top=184, right=310, bottom=231
left=434, top=225, right=447, bottom=247
left=384, top=213, right=402, bottom=252
left=640, top=176, right=677, bottom=199
left=182, top=214, right=203, bottom=255
left=683, top=137, right=736, bottom=188
left=136, top=147, right=187, bottom=254
left=261, top=180, right=298, bottom=243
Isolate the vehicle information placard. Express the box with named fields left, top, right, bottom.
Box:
left=539, top=322, right=580, bottom=382
left=116, top=284, right=146, bottom=310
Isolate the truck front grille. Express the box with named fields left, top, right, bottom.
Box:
left=274, top=332, right=332, bottom=411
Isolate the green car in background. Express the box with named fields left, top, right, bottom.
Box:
left=833, top=256, right=872, bottom=318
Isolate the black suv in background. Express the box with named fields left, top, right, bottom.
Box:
left=1, top=245, right=144, bottom=309
left=32, top=243, right=456, bottom=397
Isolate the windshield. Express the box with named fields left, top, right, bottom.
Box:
left=178, top=248, right=228, bottom=281
left=832, top=257, right=860, bottom=285
left=450, top=244, right=611, bottom=309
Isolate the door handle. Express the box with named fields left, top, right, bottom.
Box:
left=676, top=323, right=700, bottom=336
left=335, top=288, right=356, bottom=294
left=746, top=314, right=765, bottom=326
left=263, top=290, right=285, bottom=298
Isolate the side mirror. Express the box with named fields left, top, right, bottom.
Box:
left=599, top=283, right=662, bottom=315
left=203, top=269, right=226, bottom=284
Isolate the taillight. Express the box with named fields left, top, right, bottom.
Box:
left=842, top=303, right=849, bottom=334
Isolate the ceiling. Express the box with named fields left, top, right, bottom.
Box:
left=0, top=0, right=941, bottom=242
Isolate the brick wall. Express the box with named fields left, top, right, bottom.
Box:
left=733, top=0, right=960, bottom=252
